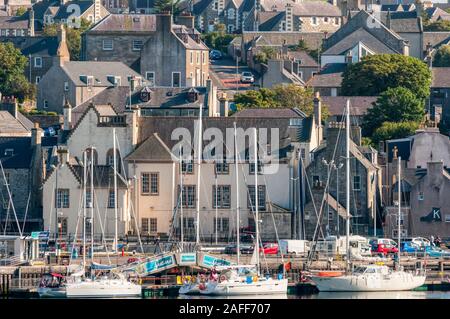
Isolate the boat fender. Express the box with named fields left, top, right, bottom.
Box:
left=199, top=283, right=206, bottom=290
left=219, top=275, right=226, bottom=283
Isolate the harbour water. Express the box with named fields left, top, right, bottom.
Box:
left=151, top=291, right=450, bottom=299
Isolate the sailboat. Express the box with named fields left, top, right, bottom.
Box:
left=200, top=127, right=288, bottom=296
left=309, top=101, right=426, bottom=292
left=66, top=137, right=141, bottom=298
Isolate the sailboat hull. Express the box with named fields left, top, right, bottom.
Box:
left=200, top=278, right=288, bottom=296
left=37, top=287, right=67, bottom=298
left=66, top=279, right=142, bottom=298
left=311, top=273, right=426, bottom=292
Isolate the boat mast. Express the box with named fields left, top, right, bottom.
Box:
left=195, top=104, right=203, bottom=245
left=90, top=146, right=94, bottom=269
left=113, top=128, right=118, bottom=253
left=254, top=127, right=260, bottom=275
left=345, top=100, right=350, bottom=270
left=397, top=156, right=401, bottom=267
left=234, top=122, right=240, bottom=265
left=83, top=151, right=87, bottom=271
left=180, top=145, right=184, bottom=247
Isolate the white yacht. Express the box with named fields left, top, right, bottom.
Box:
left=311, top=265, right=425, bottom=292
left=309, top=100, right=426, bottom=293
left=200, top=267, right=288, bottom=296
left=65, top=273, right=141, bottom=298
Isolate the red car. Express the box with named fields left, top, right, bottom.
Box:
left=369, top=238, right=399, bottom=255
left=261, top=243, right=279, bottom=255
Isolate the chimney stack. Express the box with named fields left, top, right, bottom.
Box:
left=176, top=13, right=195, bottom=29
left=55, top=25, right=70, bottom=66
left=1, top=96, right=19, bottom=119
left=313, top=91, right=323, bottom=144
left=31, top=122, right=42, bottom=147
left=63, top=97, right=72, bottom=131
left=28, top=8, right=35, bottom=36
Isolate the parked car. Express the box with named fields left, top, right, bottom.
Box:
left=400, top=239, right=421, bottom=253
left=224, top=243, right=254, bottom=255
left=261, top=243, right=278, bottom=255
left=369, top=238, right=398, bottom=255
left=240, top=71, right=254, bottom=83
left=209, top=50, right=222, bottom=60
left=411, top=237, right=431, bottom=248
left=423, top=246, right=450, bottom=258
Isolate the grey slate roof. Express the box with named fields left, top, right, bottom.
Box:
left=321, top=96, right=377, bottom=117
left=0, top=36, right=58, bottom=56
left=378, top=11, right=421, bottom=33
left=0, top=111, right=31, bottom=135
left=0, top=16, right=29, bottom=29
left=291, top=1, right=342, bottom=17
left=0, top=137, right=32, bottom=169
left=193, top=0, right=214, bottom=14
left=125, top=133, right=174, bottom=162
left=90, top=14, right=157, bottom=32
left=307, top=63, right=346, bottom=88
left=61, top=61, right=142, bottom=87
left=232, top=108, right=306, bottom=118
left=323, top=27, right=399, bottom=55
left=287, top=50, right=318, bottom=67
left=258, top=11, right=285, bottom=31
left=423, top=31, right=450, bottom=50
left=432, top=67, right=450, bottom=88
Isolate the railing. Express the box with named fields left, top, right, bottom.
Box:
left=0, top=255, right=22, bottom=266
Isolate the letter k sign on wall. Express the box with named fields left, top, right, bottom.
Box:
left=420, top=207, right=442, bottom=222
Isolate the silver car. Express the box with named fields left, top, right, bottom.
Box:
left=240, top=71, right=254, bottom=83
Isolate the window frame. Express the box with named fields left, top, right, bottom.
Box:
left=102, top=39, right=114, bottom=51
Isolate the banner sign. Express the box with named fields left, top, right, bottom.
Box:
left=200, top=254, right=232, bottom=268
left=178, top=253, right=197, bottom=266
left=31, top=231, right=50, bottom=240
left=135, top=254, right=175, bottom=275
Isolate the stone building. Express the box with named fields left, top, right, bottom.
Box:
left=383, top=128, right=450, bottom=238
left=0, top=8, right=34, bottom=36
left=37, top=25, right=143, bottom=113
left=430, top=67, right=450, bottom=134
left=304, top=120, right=381, bottom=239
left=0, top=124, right=48, bottom=233
left=82, top=13, right=209, bottom=87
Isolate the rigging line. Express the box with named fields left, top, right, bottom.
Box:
left=307, top=105, right=346, bottom=267
left=21, top=192, right=32, bottom=234
left=129, top=198, right=144, bottom=255
left=0, top=159, right=22, bottom=236
left=92, top=185, right=112, bottom=265
left=68, top=184, right=84, bottom=266
left=2, top=201, right=10, bottom=236
left=256, top=142, right=284, bottom=273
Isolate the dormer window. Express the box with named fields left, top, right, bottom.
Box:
left=4, top=149, right=14, bottom=157
left=81, top=75, right=94, bottom=86
left=107, top=75, right=121, bottom=86
left=187, top=88, right=199, bottom=103
left=140, top=87, right=152, bottom=102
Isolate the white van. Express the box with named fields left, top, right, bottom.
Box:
left=279, top=240, right=310, bottom=256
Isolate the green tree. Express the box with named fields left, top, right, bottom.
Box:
left=0, top=42, right=35, bottom=101
left=253, top=46, right=278, bottom=64
left=423, top=20, right=450, bottom=31
left=234, top=84, right=329, bottom=118
left=341, top=54, right=432, bottom=100
left=43, top=19, right=91, bottom=61
left=371, top=121, right=420, bottom=145
left=15, top=7, right=27, bottom=16
left=202, top=27, right=236, bottom=53
left=153, top=0, right=182, bottom=15
left=433, top=45, right=450, bottom=67
left=234, top=88, right=277, bottom=109
left=362, top=87, right=425, bottom=136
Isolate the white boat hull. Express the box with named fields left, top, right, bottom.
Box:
left=66, top=279, right=141, bottom=298
left=200, top=278, right=288, bottom=296
left=179, top=283, right=201, bottom=295
left=37, top=287, right=67, bottom=298
left=311, top=273, right=426, bottom=292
